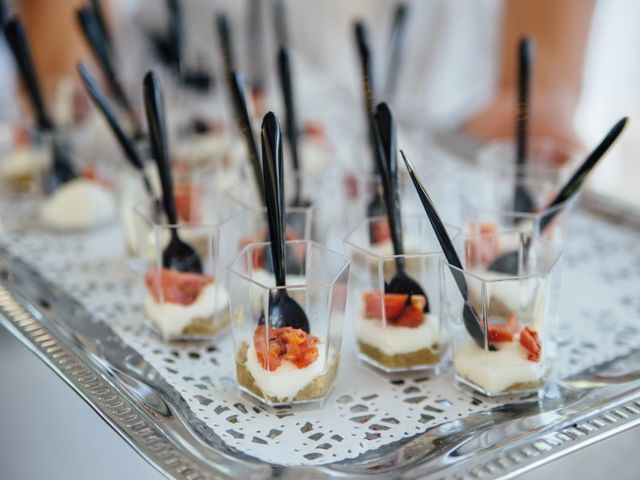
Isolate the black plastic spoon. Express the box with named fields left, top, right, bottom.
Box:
left=78, top=62, right=154, bottom=196
left=228, top=71, right=264, bottom=204
left=277, top=47, right=308, bottom=208
left=260, top=112, right=310, bottom=332
left=402, top=151, right=487, bottom=348
left=143, top=71, right=203, bottom=274
left=513, top=36, right=535, bottom=215
left=3, top=16, right=77, bottom=192
left=89, top=0, right=112, bottom=53
left=374, top=103, right=429, bottom=311
left=383, top=3, right=408, bottom=100
left=489, top=117, right=628, bottom=275
left=77, top=6, right=143, bottom=138
left=354, top=21, right=386, bottom=237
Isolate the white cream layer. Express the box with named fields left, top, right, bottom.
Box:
left=40, top=179, right=116, bottom=231
left=356, top=314, right=439, bottom=355
left=245, top=338, right=327, bottom=400
left=454, top=339, right=544, bottom=393
left=144, top=284, right=229, bottom=337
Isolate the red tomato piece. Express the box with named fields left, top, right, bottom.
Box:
left=363, top=291, right=408, bottom=321
left=519, top=326, right=542, bottom=361
left=144, top=267, right=213, bottom=305
left=488, top=324, right=514, bottom=343
left=394, top=305, right=424, bottom=328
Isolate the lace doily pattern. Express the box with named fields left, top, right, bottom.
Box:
left=1, top=201, right=639, bottom=466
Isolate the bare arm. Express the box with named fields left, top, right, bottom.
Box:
left=465, top=0, right=595, bottom=157
left=18, top=0, right=112, bottom=101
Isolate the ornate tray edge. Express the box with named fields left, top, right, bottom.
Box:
left=0, top=282, right=225, bottom=480
left=2, top=259, right=640, bottom=479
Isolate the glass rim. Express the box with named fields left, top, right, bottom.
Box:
left=227, top=239, right=350, bottom=290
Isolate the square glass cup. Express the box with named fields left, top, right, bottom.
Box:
left=135, top=198, right=236, bottom=341
left=227, top=240, right=350, bottom=407
left=441, top=230, right=564, bottom=397
left=343, top=215, right=455, bottom=372
left=223, top=167, right=336, bottom=247
left=126, top=161, right=242, bottom=268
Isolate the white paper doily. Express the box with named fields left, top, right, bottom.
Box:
left=1, top=200, right=639, bottom=466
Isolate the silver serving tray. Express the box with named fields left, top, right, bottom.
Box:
left=2, top=244, right=640, bottom=479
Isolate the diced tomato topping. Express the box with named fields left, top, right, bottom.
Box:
left=465, top=222, right=499, bottom=268
left=144, top=267, right=213, bottom=305
left=519, top=326, right=542, bottom=362
left=394, top=305, right=424, bottom=328
left=364, top=291, right=408, bottom=321
left=174, top=184, right=203, bottom=223
left=363, top=291, right=426, bottom=328
left=253, top=325, right=319, bottom=371
left=488, top=324, right=514, bottom=343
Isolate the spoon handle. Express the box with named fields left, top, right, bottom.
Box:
left=215, top=13, right=234, bottom=79
left=401, top=151, right=469, bottom=299
left=89, top=0, right=112, bottom=51
left=78, top=62, right=153, bottom=194
left=374, top=103, right=404, bottom=266
left=3, top=17, right=53, bottom=131
left=144, top=71, right=177, bottom=226
left=77, top=6, right=140, bottom=135
left=229, top=71, right=265, bottom=204
left=516, top=37, right=532, bottom=169
left=354, top=22, right=382, bottom=177
left=540, top=117, right=627, bottom=232
left=384, top=3, right=408, bottom=99
left=277, top=47, right=301, bottom=202
left=261, top=112, right=286, bottom=287
left=168, top=0, right=183, bottom=72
